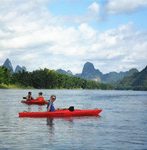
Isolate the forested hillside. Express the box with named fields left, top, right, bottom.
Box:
left=0, top=66, right=111, bottom=89
left=116, top=66, right=147, bottom=90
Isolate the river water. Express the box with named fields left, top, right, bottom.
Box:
left=0, top=89, right=147, bottom=150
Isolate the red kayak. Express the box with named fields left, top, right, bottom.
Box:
left=19, top=109, right=102, bottom=118
left=21, top=100, right=48, bottom=105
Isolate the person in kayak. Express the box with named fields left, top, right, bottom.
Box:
left=36, top=92, right=45, bottom=101
left=47, top=95, right=56, bottom=112
left=35, top=92, right=45, bottom=111
left=24, top=91, right=34, bottom=101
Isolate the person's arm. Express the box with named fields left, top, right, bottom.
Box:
left=27, top=95, right=33, bottom=101
left=47, top=101, right=51, bottom=111
left=26, top=96, right=30, bottom=101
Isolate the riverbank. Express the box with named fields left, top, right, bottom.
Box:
left=0, top=84, right=33, bottom=89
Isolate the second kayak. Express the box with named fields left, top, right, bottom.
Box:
left=21, top=100, right=48, bottom=105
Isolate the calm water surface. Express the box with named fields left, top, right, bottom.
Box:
left=0, top=89, right=147, bottom=150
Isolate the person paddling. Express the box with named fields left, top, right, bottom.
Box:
left=23, top=91, right=34, bottom=112
left=36, top=92, right=45, bottom=101
left=47, top=95, right=56, bottom=112
left=36, top=92, right=45, bottom=111
left=24, top=91, right=34, bottom=101
left=47, top=95, right=74, bottom=112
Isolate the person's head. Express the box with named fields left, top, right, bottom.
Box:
left=28, top=92, right=31, bottom=95
left=50, top=95, right=56, bottom=102
left=39, top=92, right=43, bottom=96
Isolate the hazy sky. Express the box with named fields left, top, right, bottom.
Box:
left=0, top=0, right=147, bottom=74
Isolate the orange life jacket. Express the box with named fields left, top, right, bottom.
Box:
left=36, top=97, right=45, bottom=101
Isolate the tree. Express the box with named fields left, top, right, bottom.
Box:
left=0, top=66, right=11, bottom=85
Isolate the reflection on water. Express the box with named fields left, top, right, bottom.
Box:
left=46, top=118, right=54, bottom=126
left=28, top=105, right=31, bottom=112
left=38, top=105, right=43, bottom=111
left=26, top=105, right=44, bottom=112
left=46, top=118, right=55, bottom=136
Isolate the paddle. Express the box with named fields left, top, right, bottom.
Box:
left=57, top=106, right=74, bottom=111
left=23, top=97, right=34, bottom=100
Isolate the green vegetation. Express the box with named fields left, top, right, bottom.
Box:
left=116, top=66, right=147, bottom=91
left=0, top=66, right=111, bottom=89
left=1, top=65, right=146, bottom=90
left=0, top=66, right=11, bottom=85
left=0, top=83, right=31, bottom=89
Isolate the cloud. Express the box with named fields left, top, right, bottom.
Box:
left=90, top=23, right=147, bottom=72
left=106, top=0, right=147, bottom=14
left=0, top=1, right=147, bottom=74
left=88, top=2, right=100, bottom=14
left=54, top=1, right=101, bottom=24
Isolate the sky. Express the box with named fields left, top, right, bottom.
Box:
left=0, top=0, right=147, bottom=74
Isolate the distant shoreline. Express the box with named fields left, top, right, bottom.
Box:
left=0, top=84, right=146, bottom=91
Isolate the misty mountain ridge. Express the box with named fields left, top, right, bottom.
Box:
left=15, top=65, right=27, bottom=73
left=56, top=69, right=73, bottom=76
left=117, top=66, right=147, bottom=90
left=57, top=62, right=139, bottom=84
left=80, top=62, right=103, bottom=82
left=1, top=59, right=140, bottom=84
left=102, top=68, right=139, bottom=83
left=3, top=58, right=14, bottom=73
left=2, top=58, right=26, bottom=73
